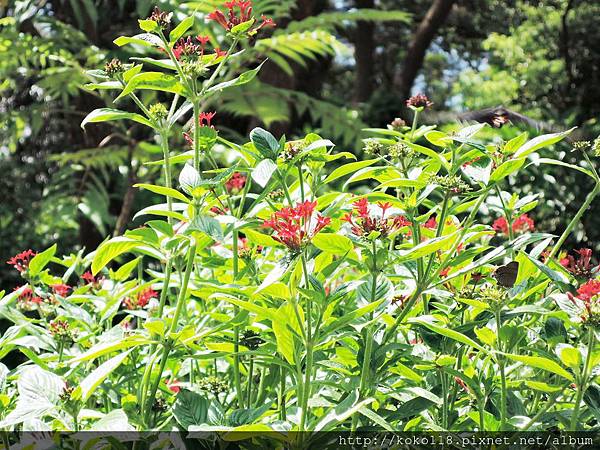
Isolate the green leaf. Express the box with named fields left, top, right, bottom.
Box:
left=249, top=127, right=280, bottom=160
left=252, top=159, right=278, bottom=188
left=91, top=237, right=143, bottom=275
left=70, top=335, right=151, bottom=363
left=28, top=244, right=57, bottom=277
left=207, top=61, right=265, bottom=94
left=213, top=294, right=277, bottom=321
left=557, top=345, right=582, bottom=371
left=272, top=302, right=302, bottom=364
left=312, top=233, right=353, bottom=255
left=73, top=351, right=131, bottom=402
left=409, top=317, right=489, bottom=354
left=169, top=16, right=194, bottom=42
left=134, top=183, right=190, bottom=203
left=81, top=108, right=154, bottom=129
left=187, top=215, right=223, bottom=241
left=116, top=72, right=187, bottom=101
left=513, top=128, right=575, bottom=158
left=396, top=232, right=458, bottom=262
left=138, top=19, right=158, bottom=32
left=114, top=33, right=163, bottom=48
left=111, top=257, right=141, bottom=281
left=490, top=158, right=526, bottom=182
left=322, top=159, right=379, bottom=185
left=503, top=353, right=573, bottom=381
left=89, top=409, right=135, bottom=431
left=173, top=390, right=210, bottom=428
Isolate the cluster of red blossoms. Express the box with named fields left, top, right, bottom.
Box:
left=225, top=172, right=247, bottom=194
left=123, top=288, right=158, bottom=310
left=15, top=286, right=42, bottom=309
left=172, top=36, right=226, bottom=61
left=52, top=283, right=71, bottom=297
left=342, top=198, right=411, bottom=239
left=492, top=214, right=535, bottom=235
left=263, top=200, right=330, bottom=252
left=207, top=1, right=275, bottom=33
left=568, top=279, right=600, bottom=326
left=7, top=249, right=36, bottom=273
left=561, top=248, right=598, bottom=280
left=183, top=111, right=216, bottom=146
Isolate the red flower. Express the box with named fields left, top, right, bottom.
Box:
left=52, top=284, right=71, bottom=297
left=560, top=248, right=597, bottom=280
left=493, top=214, right=534, bottom=235
left=16, top=286, right=42, bottom=307
left=82, top=271, right=96, bottom=284
left=512, top=214, right=535, bottom=233
left=7, top=249, right=36, bottom=273
left=342, top=199, right=410, bottom=239
left=123, top=288, right=158, bottom=310
left=492, top=217, right=509, bottom=234
left=439, top=267, right=450, bottom=278
left=213, top=47, right=227, bottom=58
left=406, top=93, right=433, bottom=109
left=263, top=200, right=330, bottom=252
left=199, top=111, right=216, bottom=127
left=424, top=216, right=437, bottom=230
left=225, top=172, right=246, bottom=194
left=197, top=35, right=210, bottom=46
left=166, top=379, right=181, bottom=394
left=207, top=1, right=275, bottom=33
left=568, top=279, right=600, bottom=324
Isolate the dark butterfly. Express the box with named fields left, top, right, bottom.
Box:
left=493, top=261, right=519, bottom=288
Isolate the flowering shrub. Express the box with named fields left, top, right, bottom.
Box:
left=2, top=5, right=600, bottom=446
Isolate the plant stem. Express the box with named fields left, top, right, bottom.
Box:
left=159, top=131, right=174, bottom=224
left=548, top=181, right=600, bottom=260
left=352, top=239, right=378, bottom=430
left=299, top=252, right=314, bottom=432
left=570, top=326, right=595, bottom=430
left=495, top=307, right=507, bottom=431
left=143, top=242, right=196, bottom=426
left=232, top=229, right=244, bottom=409
left=279, top=367, right=287, bottom=420
left=192, top=100, right=201, bottom=172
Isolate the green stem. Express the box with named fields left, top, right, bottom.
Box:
left=279, top=367, right=287, bottom=420
left=548, top=180, right=600, bottom=260
left=159, top=131, right=174, bottom=224
left=232, top=230, right=244, bottom=409
left=495, top=307, right=507, bottom=431
left=410, top=110, right=419, bottom=141
left=570, top=326, right=595, bottom=430
left=144, top=242, right=196, bottom=426
left=351, top=239, right=378, bottom=431
left=192, top=100, right=201, bottom=172
left=298, top=252, right=314, bottom=432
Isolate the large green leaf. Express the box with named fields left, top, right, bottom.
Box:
left=312, top=233, right=353, bottom=255
left=116, top=72, right=187, bottom=101
left=504, top=353, right=573, bottom=381
left=92, top=237, right=144, bottom=275
left=73, top=350, right=132, bottom=402
left=81, top=108, right=154, bottom=129
left=28, top=244, right=57, bottom=277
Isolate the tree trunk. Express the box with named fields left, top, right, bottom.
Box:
left=395, top=0, right=456, bottom=101
left=353, top=0, right=376, bottom=103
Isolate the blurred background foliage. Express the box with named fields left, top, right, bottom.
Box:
left=1, top=0, right=600, bottom=289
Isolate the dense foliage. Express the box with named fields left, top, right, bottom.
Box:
left=2, top=6, right=600, bottom=445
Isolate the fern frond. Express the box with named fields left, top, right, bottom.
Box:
left=217, top=83, right=365, bottom=147
left=284, top=9, right=411, bottom=33
left=50, top=146, right=129, bottom=169
left=252, top=30, right=347, bottom=75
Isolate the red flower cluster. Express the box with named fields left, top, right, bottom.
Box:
left=52, top=284, right=71, bottom=297
left=263, top=200, right=330, bottom=252
left=165, top=378, right=181, bottom=394
left=342, top=199, right=411, bottom=239
left=16, top=286, right=42, bottom=307
left=82, top=271, right=104, bottom=289
left=123, top=288, right=158, bottom=310
left=406, top=93, right=433, bottom=109
left=568, top=279, right=600, bottom=325
left=207, top=1, right=275, bottom=33
left=492, top=214, right=534, bottom=235
left=423, top=216, right=437, bottom=230
left=7, top=249, right=36, bottom=273
left=183, top=112, right=216, bottom=146
left=560, top=248, right=597, bottom=280
left=225, top=172, right=246, bottom=193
